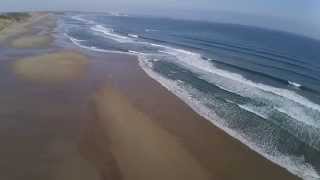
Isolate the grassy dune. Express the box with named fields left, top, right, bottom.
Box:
left=0, top=19, right=11, bottom=31
left=0, top=13, right=30, bottom=31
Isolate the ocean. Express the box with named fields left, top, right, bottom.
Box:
left=57, top=12, right=320, bottom=179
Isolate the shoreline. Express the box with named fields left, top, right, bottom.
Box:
left=81, top=51, right=300, bottom=180
left=0, top=12, right=301, bottom=179
left=135, top=53, right=313, bottom=179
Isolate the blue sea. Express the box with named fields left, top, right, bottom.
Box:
left=58, top=12, right=320, bottom=179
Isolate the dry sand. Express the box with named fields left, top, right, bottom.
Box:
left=92, top=86, right=212, bottom=180
left=13, top=51, right=88, bottom=82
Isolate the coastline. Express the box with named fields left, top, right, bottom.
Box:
left=81, top=52, right=300, bottom=180
left=0, top=12, right=301, bottom=179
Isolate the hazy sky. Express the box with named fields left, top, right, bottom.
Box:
left=1, top=0, right=320, bottom=39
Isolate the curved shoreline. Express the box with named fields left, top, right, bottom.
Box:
left=78, top=51, right=300, bottom=180
left=0, top=12, right=302, bottom=180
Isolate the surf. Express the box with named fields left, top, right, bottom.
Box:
left=61, top=13, right=320, bottom=179
left=91, top=24, right=133, bottom=43
left=136, top=54, right=320, bottom=180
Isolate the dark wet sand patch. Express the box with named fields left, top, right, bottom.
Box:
left=0, top=13, right=101, bottom=180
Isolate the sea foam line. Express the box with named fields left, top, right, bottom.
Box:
left=63, top=24, right=320, bottom=179
left=91, top=25, right=133, bottom=43
left=66, top=27, right=320, bottom=134
left=64, top=33, right=129, bottom=54
left=71, top=15, right=96, bottom=24
left=159, top=47, right=320, bottom=113
left=136, top=54, right=320, bottom=180
left=288, top=81, right=302, bottom=88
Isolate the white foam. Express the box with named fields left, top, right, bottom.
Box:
left=64, top=33, right=84, bottom=44
left=276, top=105, right=320, bottom=128
left=67, top=29, right=320, bottom=131
left=63, top=24, right=320, bottom=179
left=91, top=25, right=133, bottom=43
left=238, top=104, right=270, bottom=119
left=109, top=12, right=128, bottom=17
left=136, top=55, right=320, bottom=180
left=145, top=29, right=159, bottom=32
left=71, top=15, right=95, bottom=24
left=288, top=81, right=302, bottom=88
left=128, top=50, right=139, bottom=54
left=162, top=47, right=320, bottom=113
left=128, top=34, right=139, bottom=38
left=207, top=73, right=320, bottom=126
left=239, top=103, right=320, bottom=150
left=238, top=100, right=320, bottom=129
left=64, top=33, right=129, bottom=54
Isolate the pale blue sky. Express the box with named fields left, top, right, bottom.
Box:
left=1, top=0, right=320, bottom=39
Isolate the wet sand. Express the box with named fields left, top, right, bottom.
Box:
left=92, top=86, right=212, bottom=180
left=0, top=13, right=101, bottom=180
left=80, top=53, right=300, bottom=180
left=13, top=52, right=88, bottom=82
left=10, top=35, right=52, bottom=48
left=0, top=13, right=300, bottom=180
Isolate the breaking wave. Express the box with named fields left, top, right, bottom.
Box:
left=62, top=14, right=320, bottom=179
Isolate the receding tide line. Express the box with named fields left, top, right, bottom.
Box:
left=64, top=32, right=320, bottom=180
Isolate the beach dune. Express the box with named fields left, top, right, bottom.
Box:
left=0, top=12, right=47, bottom=42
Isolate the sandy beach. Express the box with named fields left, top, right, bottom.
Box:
left=81, top=53, right=300, bottom=180
left=0, top=13, right=301, bottom=180
left=13, top=52, right=88, bottom=82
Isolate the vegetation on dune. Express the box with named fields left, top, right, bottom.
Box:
left=0, top=12, right=31, bottom=31
left=0, top=12, right=31, bottom=21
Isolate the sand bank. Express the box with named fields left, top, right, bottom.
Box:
left=92, top=86, right=212, bottom=180
left=13, top=51, right=88, bottom=82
